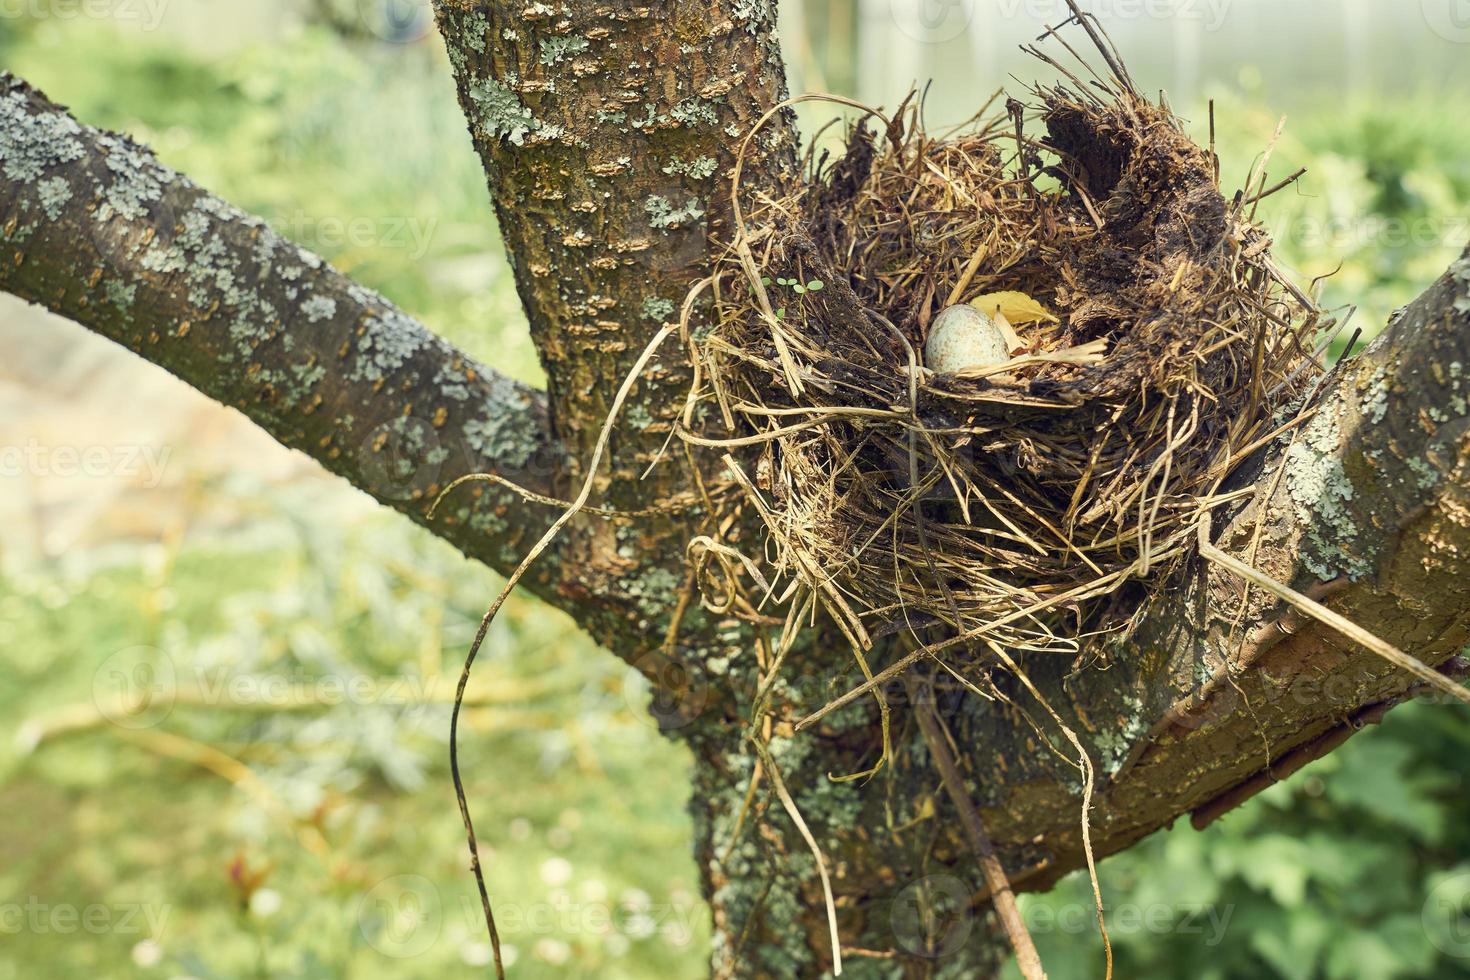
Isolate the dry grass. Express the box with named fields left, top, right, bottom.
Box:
left=682, top=56, right=1327, bottom=692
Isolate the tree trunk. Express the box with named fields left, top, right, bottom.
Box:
left=4, top=4, right=1470, bottom=978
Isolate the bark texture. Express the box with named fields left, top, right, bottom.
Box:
left=4, top=7, right=1470, bottom=979
left=432, top=0, right=796, bottom=649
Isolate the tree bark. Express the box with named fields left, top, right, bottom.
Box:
left=430, top=0, right=797, bottom=653
left=4, top=6, right=1470, bottom=978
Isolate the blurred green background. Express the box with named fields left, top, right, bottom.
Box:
left=1, top=2, right=1468, bottom=978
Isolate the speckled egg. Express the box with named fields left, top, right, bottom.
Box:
left=924, top=304, right=1010, bottom=374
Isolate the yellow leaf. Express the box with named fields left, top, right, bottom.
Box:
left=968, top=290, right=1059, bottom=325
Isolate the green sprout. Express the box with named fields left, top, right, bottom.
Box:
left=761, top=276, right=825, bottom=295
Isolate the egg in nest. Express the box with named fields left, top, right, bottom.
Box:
left=924, top=304, right=1010, bottom=374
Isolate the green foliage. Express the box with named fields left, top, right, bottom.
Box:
left=1008, top=700, right=1470, bottom=980
left=0, top=17, right=697, bottom=978
left=0, top=502, right=707, bottom=978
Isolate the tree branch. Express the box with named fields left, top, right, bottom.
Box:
left=0, top=73, right=575, bottom=604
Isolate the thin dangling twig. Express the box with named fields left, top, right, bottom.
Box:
left=448, top=319, right=681, bottom=979
left=906, top=674, right=1047, bottom=980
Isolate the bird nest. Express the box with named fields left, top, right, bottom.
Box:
left=686, top=75, right=1327, bottom=665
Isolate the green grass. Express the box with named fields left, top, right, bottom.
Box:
left=0, top=512, right=707, bottom=979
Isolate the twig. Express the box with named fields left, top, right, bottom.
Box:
left=982, top=643, right=1112, bottom=979
left=1197, top=512, right=1470, bottom=709
left=906, top=676, right=1046, bottom=980
left=450, top=319, right=681, bottom=980
left=1188, top=660, right=1470, bottom=830
left=1242, top=167, right=1307, bottom=205
left=750, top=736, right=844, bottom=976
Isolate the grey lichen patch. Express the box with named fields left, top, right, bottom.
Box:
left=104, top=280, right=137, bottom=310
left=365, top=416, right=444, bottom=494
left=1451, top=259, right=1470, bottom=312
left=463, top=505, right=509, bottom=537
left=640, top=295, right=675, bottom=322
left=170, top=206, right=252, bottom=313
left=290, top=359, right=327, bottom=390
left=772, top=736, right=864, bottom=833
left=96, top=134, right=167, bottom=221
left=301, top=295, right=337, bottom=323
left=644, top=195, right=705, bottom=230
left=538, top=34, right=589, bottom=66
left=1362, top=368, right=1389, bottom=424
left=730, top=0, right=772, bottom=23
left=1285, top=408, right=1371, bottom=581
left=0, top=88, right=85, bottom=183
left=464, top=402, right=539, bottom=469
left=348, top=302, right=428, bottom=383
left=136, top=198, right=292, bottom=366
left=433, top=362, right=472, bottom=402
left=628, top=103, right=658, bottom=130
left=629, top=565, right=681, bottom=619
left=1408, top=457, right=1441, bottom=491
left=670, top=97, right=719, bottom=128
left=1452, top=256, right=1470, bottom=286
left=120, top=189, right=356, bottom=411
left=2, top=219, right=36, bottom=243
left=624, top=402, right=653, bottom=429
left=661, top=155, right=719, bottom=179
left=467, top=78, right=538, bottom=146
left=1095, top=694, right=1147, bottom=775
left=36, top=175, right=72, bottom=220
left=465, top=11, right=490, bottom=51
